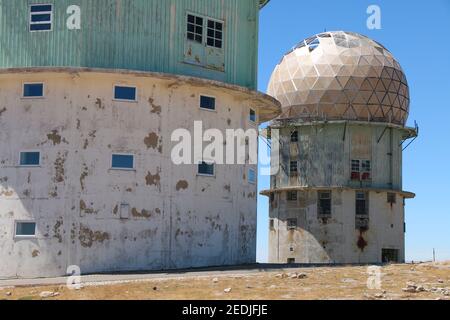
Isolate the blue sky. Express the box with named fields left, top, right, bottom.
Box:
left=256, top=0, right=450, bottom=262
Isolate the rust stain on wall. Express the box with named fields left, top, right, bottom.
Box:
left=31, top=250, right=40, bottom=258
left=176, top=180, right=189, bottom=191
left=146, top=169, right=161, bottom=191
left=53, top=152, right=67, bottom=183
left=79, top=224, right=110, bottom=248
left=144, top=132, right=163, bottom=153
left=80, top=164, right=88, bottom=191
left=80, top=200, right=98, bottom=215
left=47, top=130, right=68, bottom=146
left=95, top=98, right=104, bottom=110
left=131, top=207, right=161, bottom=219
left=148, top=98, right=162, bottom=115
left=53, top=218, right=63, bottom=243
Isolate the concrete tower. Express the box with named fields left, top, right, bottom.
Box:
left=0, top=0, right=279, bottom=278
left=264, top=31, right=418, bottom=264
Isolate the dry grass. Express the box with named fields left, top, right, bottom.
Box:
left=1, top=262, right=449, bottom=300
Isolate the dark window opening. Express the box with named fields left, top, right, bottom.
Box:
left=382, top=249, right=400, bottom=263
left=287, top=191, right=297, bottom=201
left=200, top=95, right=216, bottom=111
left=206, top=19, right=223, bottom=48
left=290, top=161, right=298, bottom=176
left=249, top=109, right=257, bottom=122
left=114, top=86, right=136, bottom=101
left=23, top=83, right=44, bottom=97
left=20, top=152, right=40, bottom=166
left=356, top=192, right=369, bottom=215
left=187, top=14, right=203, bottom=43
left=318, top=191, right=332, bottom=216
left=291, top=131, right=298, bottom=143
left=287, top=218, right=297, bottom=230
left=287, top=258, right=296, bottom=264
left=198, top=162, right=215, bottom=176
left=269, top=219, right=275, bottom=230
left=387, top=193, right=396, bottom=204
left=112, top=154, right=134, bottom=170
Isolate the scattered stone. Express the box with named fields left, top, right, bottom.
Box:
left=224, top=288, right=232, bottom=293
left=437, top=279, right=444, bottom=284
left=275, top=273, right=288, bottom=279
left=212, top=278, right=219, bottom=283
left=152, top=287, right=158, bottom=291
left=287, top=272, right=308, bottom=279
left=39, top=291, right=59, bottom=298
left=5, top=292, right=12, bottom=296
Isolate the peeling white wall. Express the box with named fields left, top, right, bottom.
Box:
left=0, top=70, right=275, bottom=279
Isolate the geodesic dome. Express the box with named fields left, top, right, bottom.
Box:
left=267, top=31, right=410, bottom=125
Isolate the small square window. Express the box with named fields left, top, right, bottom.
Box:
left=29, top=4, right=52, bottom=32
left=387, top=193, right=396, bottom=204
left=287, top=218, right=297, bottom=230
left=20, top=152, right=40, bottom=166
left=23, top=83, right=44, bottom=98
left=291, top=131, right=299, bottom=143
left=269, top=219, right=275, bottom=229
left=198, top=161, right=215, bottom=176
left=200, top=95, right=216, bottom=111
left=112, top=154, right=134, bottom=170
left=248, top=168, right=257, bottom=184
left=287, top=191, right=297, bottom=201
left=114, top=86, right=137, bottom=101
left=15, top=222, right=36, bottom=237
left=287, top=258, right=296, bottom=264
left=249, top=109, right=257, bottom=123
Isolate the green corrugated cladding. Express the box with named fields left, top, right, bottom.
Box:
left=0, top=0, right=261, bottom=89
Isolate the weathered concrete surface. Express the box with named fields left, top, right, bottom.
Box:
left=264, top=122, right=416, bottom=264
left=0, top=70, right=280, bottom=279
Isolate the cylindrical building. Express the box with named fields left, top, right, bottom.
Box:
left=0, top=0, right=279, bottom=278
left=264, top=31, right=417, bottom=264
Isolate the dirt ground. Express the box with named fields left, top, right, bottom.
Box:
left=1, top=262, right=449, bottom=300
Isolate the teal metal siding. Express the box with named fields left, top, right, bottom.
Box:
left=0, top=0, right=260, bottom=89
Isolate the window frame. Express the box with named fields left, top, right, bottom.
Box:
left=249, top=108, right=257, bottom=123
left=248, top=168, right=257, bottom=184
left=29, top=4, right=53, bottom=33
left=355, top=191, right=369, bottom=216
left=206, top=17, right=224, bottom=49
left=197, top=161, right=215, bottom=177
left=22, top=82, right=45, bottom=99
left=287, top=191, right=298, bottom=202
left=199, top=94, right=216, bottom=112
left=290, top=161, right=298, bottom=176
left=113, top=85, right=138, bottom=102
left=287, top=218, right=297, bottom=230
left=186, top=12, right=204, bottom=44
left=318, top=191, right=332, bottom=216
left=19, top=150, right=41, bottom=167
left=111, top=153, right=135, bottom=171
left=14, top=220, right=37, bottom=239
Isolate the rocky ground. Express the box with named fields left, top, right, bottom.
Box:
left=1, top=262, right=449, bottom=300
